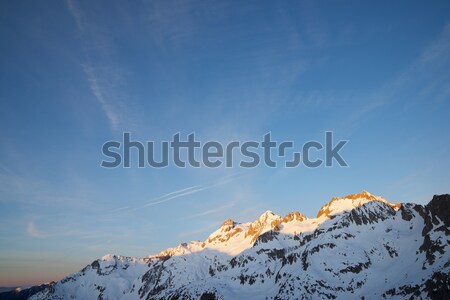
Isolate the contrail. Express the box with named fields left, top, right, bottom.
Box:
left=143, top=187, right=206, bottom=207
left=143, top=185, right=202, bottom=205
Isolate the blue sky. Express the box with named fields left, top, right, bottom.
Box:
left=1, top=0, right=450, bottom=286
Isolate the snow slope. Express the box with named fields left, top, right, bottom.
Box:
left=27, top=192, right=450, bottom=300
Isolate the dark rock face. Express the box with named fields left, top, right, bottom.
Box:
left=427, top=194, right=450, bottom=226
left=200, top=292, right=217, bottom=300
left=417, top=194, right=450, bottom=267
left=139, top=258, right=171, bottom=299
left=399, top=203, right=417, bottom=221
left=253, top=230, right=279, bottom=246
left=424, top=271, right=450, bottom=300
left=0, top=284, right=53, bottom=300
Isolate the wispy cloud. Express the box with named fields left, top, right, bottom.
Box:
left=66, top=0, right=133, bottom=131
left=143, top=186, right=205, bottom=207
left=109, top=172, right=246, bottom=213
left=82, top=64, right=120, bottom=130
left=211, top=171, right=247, bottom=186
left=0, top=169, right=102, bottom=212
left=145, top=0, right=227, bottom=50
left=420, top=23, right=450, bottom=64
left=107, top=185, right=206, bottom=214
left=108, top=206, right=131, bottom=214
left=145, top=185, right=202, bottom=204
left=140, top=173, right=246, bottom=208
left=184, top=202, right=236, bottom=220
left=327, top=22, right=450, bottom=136
left=144, top=172, right=245, bottom=207
left=26, top=222, right=47, bottom=238
left=178, top=223, right=219, bottom=239
left=25, top=219, right=143, bottom=241
left=65, top=0, right=84, bottom=33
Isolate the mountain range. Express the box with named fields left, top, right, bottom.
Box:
left=2, top=191, right=449, bottom=300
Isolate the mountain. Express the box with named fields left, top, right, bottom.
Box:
left=7, top=192, right=449, bottom=300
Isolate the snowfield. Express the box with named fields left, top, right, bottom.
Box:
left=27, top=191, right=449, bottom=300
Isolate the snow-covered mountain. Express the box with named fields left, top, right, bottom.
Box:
left=20, top=192, right=450, bottom=300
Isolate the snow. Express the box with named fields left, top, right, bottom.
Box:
left=29, top=191, right=449, bottom=300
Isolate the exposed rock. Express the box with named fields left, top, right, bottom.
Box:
left=27, top=192, right=450, bottom=300
left=427, top=194, right=450, bottom=226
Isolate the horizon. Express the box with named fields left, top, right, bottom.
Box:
left=1, top=0, right=450, bottom=287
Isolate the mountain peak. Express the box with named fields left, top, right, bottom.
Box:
left=27, top=193, right=450, bottom=300
left=220, top=218, right=235, bottom=228
left=101, top=254, right=115, bottom=260
left=257, top=210, right=277, bottom=220
left=427, top=194, right=450, bottom=226
left=317, top=191, right=398, bottom=218
left=330, top=190, right=376, bottom=202
left=283, top=211, right=307, bottom=223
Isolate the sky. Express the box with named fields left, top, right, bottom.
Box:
left=0, top=0, right=450, bottom=287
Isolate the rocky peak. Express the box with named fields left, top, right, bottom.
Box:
left=101, top=254, right=116, bottom=261
left=220, top=219, right=236, bottom=231
left=328, top=190, right=377, bottom=203
left=257, top=210, right=277, bottom=221
left=345, top=190, right=376, bottom=200
left=245, top=210, right=282, bottom=244
left=426, top=194, right=450, bottom=226
left=206, top=219, right=243, bottom=245
left=257, top=210, right=282, bottom=228
left=283, top=211, right=307, bottom=223
left=316, top=191, right=399, bottom=218
left=337, top=200, right=397, bottom=226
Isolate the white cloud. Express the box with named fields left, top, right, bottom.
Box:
left=27, top=222, right=47, bottom=238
